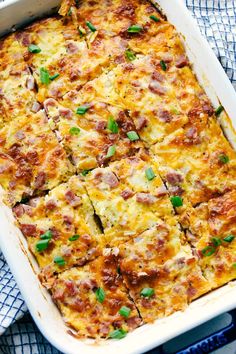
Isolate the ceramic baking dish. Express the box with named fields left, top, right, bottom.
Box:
left=0, top=1, right=236, bottom=353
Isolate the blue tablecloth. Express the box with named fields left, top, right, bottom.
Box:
left=0, top=1, right=236, bottom=353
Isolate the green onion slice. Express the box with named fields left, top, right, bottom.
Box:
left=127, top=131, right=139, bottom=141
left=119, top=306, right=131, bottom=318
left=40, top=230, right=52, bottom=240
left=106, top=145, right=116, bottom=158
left=125, top=49, right=136, bottom=61
left=127, top=25, right=143, bottom=33
left=35, top=239, right=50, bottom=252
left=86, top=21, right=97, bottom=32
left=150, top=15, right=160, bottom=22
left=232, top=263, right=236, bottom=268
left=145, top=167, right=156, bottom=181
left=69, top=234, right=80, bottom=241
left=76, top=105, right=89, bottom=115
left=211, top=237, right=222, bottom=247
left=215, top=105, right=224, bottom=116
left=108, top=329, right=127, bottom=339
left=201, top=245, right=216, bottom=257
left=49, top=73, right=60, bottom=81
left=81, top=169, right=91, bottom=176
left=95, top=287, right=105, bottom=303
left=54, top=256, right=66, bottom=266
left=40, top=67, right=50, bottom=85
left=218, top=154, right=229, bottom=164
left=107, top=116, right=119, bottom=134
left=140, top=287, right=154, bottom=298
left=69, top=127, right=80, bottom=135
left=28, top=44, right=41, bottom=53
left=223, top=235, right=235, bottom=243
left=170, top=196, right=183, bottom=207
left=160, top=60, right=167, bottom=71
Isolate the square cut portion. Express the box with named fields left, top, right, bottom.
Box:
left=0, top=110, right=74, bottom=205
left=180, top=190, right=236, bottom=289
left=13, top=175, right=101, bottom=280
left=0, top=35, right=37, bottom=125
left=16, top=17, right=128, bottom=102
left=44, top=98, right=143, bottom=171
left=50, top=253, right=141, bottom=338
left=85, top=154, right=174, bottom=246
left=152, top=118, right=236, bottom=207
left=118, top=238, right=210, bottom=322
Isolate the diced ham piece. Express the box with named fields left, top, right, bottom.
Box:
left=13, top=204, right=25, bottom=217
left=169, top=185, right=184, bottom=196
left=185, top=126, right=201, bottom=144
left=136, top=116, right=148, bottom=130
left=155, top=185, right=168, bottom=197
left=26, top=151, right=39, bottom=165
left=45, top=199, right=57, bottom=210
left=59, top=107, right=72, bottom=119
left=175, top=55, right=189, bottom=68
left=52, top=287, right=65, bottom=301
left=149, top=81, right=167, bottom=95
left=151, top=71, right=164, bottom=83
left=127, top=316, right=142, bottom=329
left=66, top=42, right=79, bottom=54
left=202, top=102, right=214, bottom=116
left=31, top=101, right=41, bottom=113
left=43, top=98, right=58, bottom=113
left=60, top=245, right=72, bottom=257
left=95, top=120, right=107, bottom=131
left=158, top=109, right=173, bottom=123
left=34, top=172, right=46, bottom=189
left=136, top=192, right=157, bottom=204
left=15, top=130, right=25, bottom=140
left=65, top=190, right=82, bottom=206
left=20, top=223, right=37, bottom=237
left=26, top=75, right=35, bottom=90
left=120, top=188, right=134, bottom=200
left=161, top=53, right=173, bottom=63
left=166, top=172, right=183, bottom=185
left=102, top=172, right=119, bottom=188
left=28, top=197, right=40, bottom=207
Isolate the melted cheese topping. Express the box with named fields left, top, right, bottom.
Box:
left=0, top=0, right=236, bottom=340
left=13, top=176, right=101, bottom=280
left=0, top=110, right=74, bottom=205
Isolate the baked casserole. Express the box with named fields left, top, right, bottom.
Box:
left=0, top=0, right=236, bottom=340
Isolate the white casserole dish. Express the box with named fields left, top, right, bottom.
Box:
left=0, top=1, right=236, bottom=353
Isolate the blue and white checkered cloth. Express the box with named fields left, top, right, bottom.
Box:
left=0, top=1, right=236, bottom=353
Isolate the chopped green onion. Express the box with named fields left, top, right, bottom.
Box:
left=145, top=167, right=156, bottom=181
left=35, top=239, right=50, bottom=252
left=106, top=145, right=116, bottom=158
left=125, top=49, right=136, bottom=61
left=28, top=44, right=41, bottom=53
left=69, top=234, right=80, bottom=241
left=215, top=105, right=224, bottom=116
left=223, top=235, right=235, bottom=243
left=76, top=105, right=89, bottom=115
left=67, top=7, right=72, bottom=16
left=95, top=287, right=105, bottom=303
left=107, top=116, right=119, bottom=134
left=201, top=245, right=216, bottom=257
left=108, top=329, right=127, bottom=340
left=69, top=127, right=80, bottom=135
left=170, top=107, right=180, bottom=115
left=40, top=230, right=52, bottom=240
left=150, top=15, right=160, bottom=22
left=140, top=287, right=154, bottom=298
left=40, top=67, right=50, bottom=85
left=170, top=196, right=183, bottom=207
left=232, top=263, right=236, bottom=268
left=127, top=25, right=143, bottom=33
left=20, top=196, right=29, bottom=204
left=218, top=154, right=229, bottom=164
left=81, top=169, right=91, bottom=176
left=86, top=21, right=96, bottom=32
left=119, top=306, right=131, bottom=318
left=54, top=256, right=66, bottom=266
left=127, top=131, right=139, bottom=141
left=160, top=60, right=167, bottom=71
left=211, top=237, right=222, bottom=247
left=49, top=73, right=60, bottom=81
